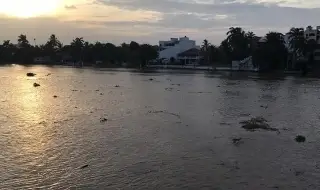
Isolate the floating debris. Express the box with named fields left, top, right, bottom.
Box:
left=33, top=83, right=40, bottom=87
left=100, top=93, right=104, bottom=95
left=239, top=113, right=251, bottom=117
left=225, top=90, right=240, bottom=96
left=165, top=87, right=174, bottom=91
left=295, top=135, right=306, bottom=143
left=148, top=110, right=181, bottom=119
left=217, top=85, right=221, bottom=87
left=95, top=89, right=100, bottom=92
left=294, top=170, right=304, bottom=176
left=260, top=105, right=268, bottom=109
left=171, top=83, right=181, bottom=86
left=188, top=91, right=212, bottom=94
left=220, top=122, right=231, bottom=126
left=226, top=82, right=237, bottom=86
left=46, top=73, right=51, bottom=76
left=100, top=118, right=108, bottom=122
left=114, top=85, right=120, bottom=88
left=149, top=78, right=154, bottom=81
left=232, top=138, right=242, bottom=145
left=26, top=72, right=36, bottom=77
left=53, top=95, right=58, bottom=98
left=80, top=164, right=89, bottom=169
left=240, top=117, right=279, bottom=132
left=72, top=90, right=78, bottom=92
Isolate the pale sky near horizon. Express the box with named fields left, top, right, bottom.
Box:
left=0, top=0, right=320, bottom=46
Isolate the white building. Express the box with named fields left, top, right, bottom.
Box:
left=304, top=26, right=320, bottom=43
left=158, top=36, right=199, bottom=63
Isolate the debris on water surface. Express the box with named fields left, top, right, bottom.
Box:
left=295, top=135, right=306, bottom=143
left=239, top=113, right=251, bottom=117
left=80, top=164, right=89, bottom=169
left=114, top=85, right=120, bottom=87
left=100, top=117, right=108, bottom=122
left=53, top=95, right=58, bottom=98
left=294, top=170, right=305, bottom=176
left=33, top=83, right=40, bottom=87
left=27, top=72, right=36, bottom=77
left=220, top=122, right=231, bottom=126
left=100, top=93, right=104, bottom=95
left=240, top=117, right=279, bottom=132
left=217, top=85, right=221, bottom=87
left=165, top=87, right=174, bottom=91
left=72, top=89, right=78, bottom=92
left=148, top=110, right=181, bottom=119
left=260, top=105, right=268, bottom=109
left=226, top=82, right=238, bottom=86
left=225, top=90, right=240, bottom=96
left=95, top=89, right=100, bottom=91
left=149, top=78, right=154, bottom=81
left=46, top=73, right=51, bottom=76
left=232, top=138, right=243, bottom=146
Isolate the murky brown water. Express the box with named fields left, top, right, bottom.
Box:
left=1, top=65, right=320, bottom=190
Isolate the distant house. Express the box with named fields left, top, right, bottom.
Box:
left=158, top=36, right=200, bottom=63
left=285, top=26, right=320, bottom=69
left=177, top=48, right=202, bottom=65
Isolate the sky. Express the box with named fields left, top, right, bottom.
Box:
left=0, top=0, right=320, bottom=45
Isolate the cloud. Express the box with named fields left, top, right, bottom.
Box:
left=64, top=5, right=77, bottom=10
left=0, top=0, right=320, bottom=45
left=92, top=0, right=320, bottom=40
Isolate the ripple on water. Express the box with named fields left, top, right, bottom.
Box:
left=1, top=66, right=320, bottom=189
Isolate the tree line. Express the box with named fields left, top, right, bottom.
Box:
left=200, top=27, right=318, bottom=71
left=0, top=34, right=159, bottom=67
left=0, top=27, right=318, bottom=70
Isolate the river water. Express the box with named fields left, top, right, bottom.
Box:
left=1, top=65, right=320, bottom=190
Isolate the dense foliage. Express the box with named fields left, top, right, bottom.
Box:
left=201, top=27, right=317, bottom=71
left=0, top=34, right=159, bottom=68
left=0, top=26, right=317, bottom=71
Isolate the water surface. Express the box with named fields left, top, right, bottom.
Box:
left=1, top=65, right=320, bottom=189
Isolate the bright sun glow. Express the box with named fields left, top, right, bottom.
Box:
left=0, top=0, right=62, bottom=18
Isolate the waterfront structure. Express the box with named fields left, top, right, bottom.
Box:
left=158, top=36, right=200, bottom=64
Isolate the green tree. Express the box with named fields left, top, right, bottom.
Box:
left=16, top=34, right=34, bottom=63
left=201, top=39, right=211, bottom=64
left=254, top=32, right=287, bottom=70
left=139, top=44, right=158, bottom=67
left=43, top=34, right=62, bottom=62
left=226, top=27, right=249, bottom=60
left=0, top=40, right=16, bottom=63
left=70, top=37, right=84, bottom=61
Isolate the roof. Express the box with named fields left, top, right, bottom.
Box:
left=178, top=48, right=201, bottom=57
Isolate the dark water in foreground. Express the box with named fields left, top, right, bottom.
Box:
left=1, top=65, right=320, bottom=190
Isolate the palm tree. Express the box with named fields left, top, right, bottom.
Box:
left=17, top=34, right=30, bottom=48
left=219, top=39, right=232, bottom=65
left=287, top=27, right=305, bottom=69
left=201, top=39, right=211, bottom=64
left=70, top=37, right=84, bottom=62
left=288, top=28, right=305, bottom=55
left=226, top=27, right=248, bottom=60
left=227, top=27, right=245, bottom=42
left=261, top=32, right=287, bottom=70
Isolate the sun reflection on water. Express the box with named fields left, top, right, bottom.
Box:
left=11, top=74, right=50, bottom=155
